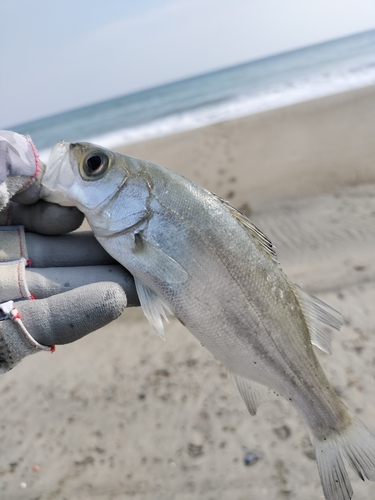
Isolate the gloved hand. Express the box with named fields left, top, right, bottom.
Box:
left=0, top=130, right=138, bottom=373
left=0, top=129, right=85, bottom=233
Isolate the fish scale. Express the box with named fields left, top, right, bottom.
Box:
left=41, top=140, right=375, bottom=500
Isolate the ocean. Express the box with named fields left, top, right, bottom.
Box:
left=9, top=29, right=375, bottom=160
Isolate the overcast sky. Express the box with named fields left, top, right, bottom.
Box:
left=1, top=0, right=375, bottom=128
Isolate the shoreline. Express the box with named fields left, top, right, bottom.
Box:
left=2, top=82, right=375, bottom=499
left=117, top=84, right=375, bottom=212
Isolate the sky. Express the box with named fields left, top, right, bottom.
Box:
left=1, top=0, right=375, bottom=128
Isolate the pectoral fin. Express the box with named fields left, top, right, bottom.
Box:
left=133, top=234, right=188, bottom=285
left=134, top=278, right=173, bottom=340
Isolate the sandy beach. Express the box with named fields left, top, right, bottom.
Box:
left=1, top=85, right=375, bottom=500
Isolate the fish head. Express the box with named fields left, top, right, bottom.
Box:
left=41, top=141, right=152, bottom=235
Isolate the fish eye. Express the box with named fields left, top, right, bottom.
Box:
left=83, top=152, right=109, bottom=179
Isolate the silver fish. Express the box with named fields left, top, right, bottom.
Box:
left=42, top=141, right=375, bottom=500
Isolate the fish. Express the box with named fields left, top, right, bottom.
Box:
left=41, top=141, right=375, bottom=500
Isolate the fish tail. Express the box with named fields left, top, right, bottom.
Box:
left=313, top=416, right=375, bottom=500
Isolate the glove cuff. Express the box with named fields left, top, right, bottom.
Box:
left=0, top=317, right=38, bottom=373
left=0, top=226, right=32, bottom=302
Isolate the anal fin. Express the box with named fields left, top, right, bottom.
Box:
left=228, top=373, right=272, bottom=416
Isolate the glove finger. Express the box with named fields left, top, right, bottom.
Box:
left=26, top=265, right=140, bottom=306
left=16, top=282, right=128, bottom=346
left=11, top=160, right=45, bottom=205
left=25, top=231, right=116, bottom=267
left=9, top=200, right=84, bottom=234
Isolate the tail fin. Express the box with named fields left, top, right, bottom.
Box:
left=313, top=417, right=375, bottom=500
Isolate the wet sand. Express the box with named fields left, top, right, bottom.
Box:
left=1, top=85, right=375, bottom=500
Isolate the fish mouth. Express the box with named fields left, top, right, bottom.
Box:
left=40, top=141, right=77, bottom=206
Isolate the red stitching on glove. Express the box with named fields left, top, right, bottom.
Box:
left=17, top=261, right=25, bottom=298
left=12, top=309, right=21, bottom=320
left=17, top=228, right=25, bottom=259
left=25, top=135, right=40, bottom=179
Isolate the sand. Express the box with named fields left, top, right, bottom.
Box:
left=120, top=84, right=375, bottom=212
left=1, top=85, right=375, bottom=500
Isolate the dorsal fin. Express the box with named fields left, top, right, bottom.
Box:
left=291, top=283, right=343, bottom=354
left=214, top=195, right=343, bottom=354
left=134, top=278, right=173, bottom=340
left=214, top=195, right=279, bottom=265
